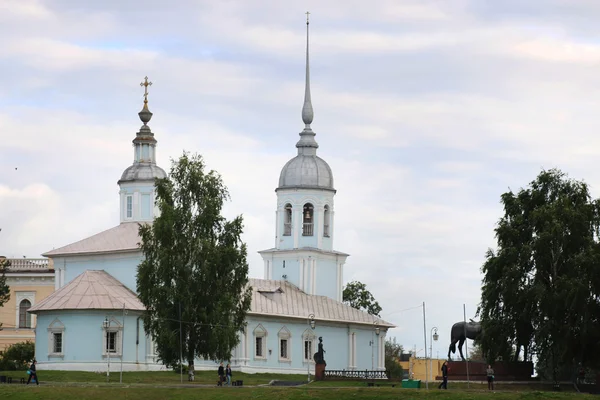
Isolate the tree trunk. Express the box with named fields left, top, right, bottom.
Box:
left=513, top=344, right=521, bottom=362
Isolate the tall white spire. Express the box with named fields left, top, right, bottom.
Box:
left=301, top=11, right=313, bottom=128
left=296, top=12, right=319, bottom=155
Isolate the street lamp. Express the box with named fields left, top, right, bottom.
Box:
left=103, top=317, right=110, bottom=383
left=307, top=313, right=315, bottom=383
left=430, top=327, right=439, bottom=382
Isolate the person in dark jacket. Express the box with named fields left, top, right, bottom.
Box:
left=217, top=362, right=225, bottom=386
left=27, top=360, right=39, bottom=385
left=225, top=363, right=232, bottom=386
left=438, top=361, right=448, bottom=389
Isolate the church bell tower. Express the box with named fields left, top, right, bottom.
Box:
left=259, top=16, right=349, bottom=301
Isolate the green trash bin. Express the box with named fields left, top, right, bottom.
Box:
left=401, top=379, right=421, bottom=388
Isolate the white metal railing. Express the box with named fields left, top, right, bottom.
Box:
left=303, top=223, right=314, bottom=236
left=4, top=258, right=51, bottom=270
left=283, top=223, right=292, bottom=236
left=323, top=224, right=330, bottom=237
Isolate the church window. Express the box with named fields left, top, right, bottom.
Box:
left=302, top=203, right=314, bottom=236
left=53, top=332, right=63, bottom=354
left=280, top=339, right=288, bottom=359
left=302, top=328, right=315, bottom=362
left=253, top=324, right=267, bottom=360
left=323, top=205, right=330, bottom=237
left=19, top=299, right=31, bottom=328
left=103, top=318, right=123, bottom=357
left=107, top=331, right=118, bottom=353
left=255, top=337, right=263, bottom=357
left=283, top=204, right=292, bottom=236
left=48, top=318, right=65, bottom=357
left=278, top=327, right=291, bottom=361
left=126, top=195, right=133, bottom=219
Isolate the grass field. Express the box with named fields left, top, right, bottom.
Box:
left=1, top=386, right=597, bottom=400
left=0, top=370, right=594, bottom=399
left=0, top=369, right=306, bottom=385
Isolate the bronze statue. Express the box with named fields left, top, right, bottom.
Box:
left=313, top=336, right=326, bottom=365
left=447, top=320, right=482, bottom=361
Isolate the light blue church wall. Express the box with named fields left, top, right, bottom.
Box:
left=271, top=259, right=299, bottom=287
left=34, top=310, right=163, bottom=371
left=54, top=252, right=143, bottom=292
left=192, top=315, right=386, bottom=374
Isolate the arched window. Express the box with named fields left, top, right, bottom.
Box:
left=19, top=299, right=32, bottom=328
left=323, top=205, right=330, bottom=237
left=302, top=203, right=314, bottom=236
left=283, top=204, right=292, bottom=236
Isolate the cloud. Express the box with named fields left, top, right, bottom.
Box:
left=4, top=0, right=600, bottom=353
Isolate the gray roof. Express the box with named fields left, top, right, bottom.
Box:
left=248, top=278, right=394, bottom=328
left=29, top=270, right=145, bottom=313
left=118, top=162, right=167, bottom=184
left=278, top=154, right=334, bottom=192
left=43, top=222, right=142, bottom=257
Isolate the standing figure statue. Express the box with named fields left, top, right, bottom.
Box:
left=447, top=319, right=482, bottom=361
left=313, top=336, right=326, bottom=365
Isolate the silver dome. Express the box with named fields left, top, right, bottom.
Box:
left=278, top=155, right=334, bottom=191
left=118, top=163, right=167, bottom=184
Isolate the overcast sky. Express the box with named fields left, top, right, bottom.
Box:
left=3, top=0, right=600, bottom=357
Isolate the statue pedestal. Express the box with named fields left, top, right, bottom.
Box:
left=315, top=363, right=326, bottom=381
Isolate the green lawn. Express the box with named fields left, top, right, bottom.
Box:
left=0, top=386, right=597, bottom=400
left=0, top=369, right=306, bottom=385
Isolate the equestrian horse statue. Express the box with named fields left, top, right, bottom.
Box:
left=447, top=319, right=482, bottom=361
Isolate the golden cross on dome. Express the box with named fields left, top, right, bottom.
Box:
left=305, top=11, right=310, bottom=24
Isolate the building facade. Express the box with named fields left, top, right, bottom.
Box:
left=0, top=258, right=55, bottom=350
left=29, top=20, right=394, bottom=373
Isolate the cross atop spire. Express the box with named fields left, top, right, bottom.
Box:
left=296, top=12, right=319, bottom=155
left=138, top=76, right=153, bottom=127
left=140, top=76, right=153, bottom=110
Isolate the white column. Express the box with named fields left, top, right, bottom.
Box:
left=275, top=210, right=283, bottom=249
left=293, top=209, right=301, bottom=248
left=336, top=263, right=342, bottom=302
left=315, top=207, right=322, bottom=248
left=379, top=335, right=386, bottom=369
left=311, top=259, right=317, bottom=295
left=330, top=210, right=335, bottom=245
left=348, top=330, right=352, bottom=369
left=299, top=259, right=305, bottom=291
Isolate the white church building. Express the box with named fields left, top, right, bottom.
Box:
left=29, top=20, right=394, bottom=374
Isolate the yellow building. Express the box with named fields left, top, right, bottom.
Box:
left=0, top=257, right=55, bottom=350
left=399, top=356, right=447, bottom=382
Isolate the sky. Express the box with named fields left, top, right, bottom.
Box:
left=3, top=0, right=600, bottom=358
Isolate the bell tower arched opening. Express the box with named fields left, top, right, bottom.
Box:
left=303, top=203, right=314, bottom=236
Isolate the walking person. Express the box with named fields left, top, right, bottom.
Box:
left=486, top=364, right=495, bottom=391
left=226, top=363, right=232, bottom=386
left=217, top=362, right=225, bottom=386
left=26, top=360, right=39, bottom=385
left=438, top=360, right=448, bottom=389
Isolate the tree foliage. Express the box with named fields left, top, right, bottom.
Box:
left=137, top=152, right=252, bottom=372
left=385, top=337, right=404, bottom=379
left=0, top=341, right=34, bottom=370
left=478, top=169, right=600, bottom=381
left=343, top=281, right=382, bottom=316
left=0, top=258, right=11, bottom=328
